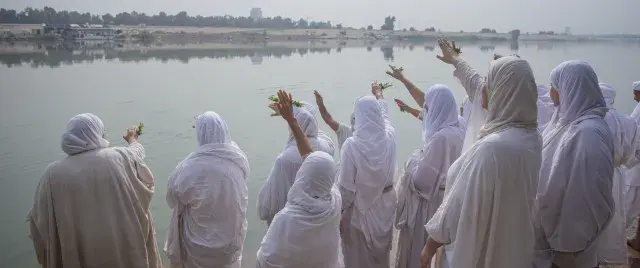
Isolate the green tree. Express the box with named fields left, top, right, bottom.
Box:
left=381, top=16, right=395, bottom=31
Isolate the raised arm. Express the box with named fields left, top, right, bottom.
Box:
left=277, top=90, right=313, bottom=158
left=314, top=90, right=340, bottom=132
left=435, top=39, right=485, bottom=102
left=387, top=65, right=425, bottom=107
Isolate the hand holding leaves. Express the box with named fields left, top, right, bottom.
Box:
left=276, top=89, right=295, bottom=122
left=436, top=39, right=461, bottom=65
left=386, top=64, right=405, bottom=80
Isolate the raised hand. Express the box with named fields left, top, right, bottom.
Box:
left=371, top=80, right=383, bottom=99
left=122, top=125, right=139, bottom=144
left=276, top=89, right=295, bottom=122
left=386, top=64, right=405, bottom=80
left=313, top=90, right=324, bottom=106
left=394, top=98, right=410, bottom=112
left=436, top=39, right=461, bottom=65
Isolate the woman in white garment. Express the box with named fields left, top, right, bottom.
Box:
left=533, top=61, right=615, bottom=268
left=421, top=40, right=541, bottom=268
left=339, top=82, right=397, bottom=268
left=627, top=80, right=640, bottom=230
left=595, top=83, right=640, bottom=267
left=257, top=90, right=342, bottom=268
left=394, top=84, right=464, bottom=268
left=29, top=114, right=161, bottom=268
left=165, top=111, right=250, bottom=268
left=257, top=104, right=335, bottom=225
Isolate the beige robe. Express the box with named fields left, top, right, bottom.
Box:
left=28, top=142, right=162, bottom=268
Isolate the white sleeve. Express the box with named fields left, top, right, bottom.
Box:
left=336, top=122, right=353, bottom=152
left=338, top=144, right=357, bottom=211
left=453, top=60, right=486, bottom=103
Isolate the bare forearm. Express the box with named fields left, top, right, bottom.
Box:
left=288, top=120, right=313, bottom=158
left=399, top=77, right=425, bottom=107
left=424, top=237, right=444, bottom=264
left=407, top=107, right=421, bottom=119
left=318, top=103, right=340, bottom=132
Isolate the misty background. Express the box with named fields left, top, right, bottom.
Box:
left=1, top=0, right=638, bottom=34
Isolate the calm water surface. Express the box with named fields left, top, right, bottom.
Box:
left=1, top=41, right=639, bottom=267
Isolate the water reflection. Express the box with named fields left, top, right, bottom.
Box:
left=0, top=40, right=617, bottom=68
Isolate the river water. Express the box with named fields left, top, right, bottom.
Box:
left=0, top=40, right=639, bottom=267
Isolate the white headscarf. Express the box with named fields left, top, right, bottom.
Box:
left=599, top=83, right=616, bottom=108
left=479, top=56, right=539, bottom=138
left=196, top=111, right=232, bottom=146
left=422, top=84, right=460, bottom=142
left=349, top=96, right=397, bottom=196
left=257, top=152, right=341, bottom=267
left=548, top=60, right=606, bottom=127
left=61, top=113, right=110, bottom=155
left=633, top=81, right=640, bottom=92
left=286, top=107, right=319, bottom=146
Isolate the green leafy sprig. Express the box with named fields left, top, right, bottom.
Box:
left=136, top=122, right=144, bottom=135
left=379, top=82, right=393, bottom=90
left=268, top=95, right=303, bottom=107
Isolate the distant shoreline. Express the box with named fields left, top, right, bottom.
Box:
left=1, top=24, right=638, bottom=43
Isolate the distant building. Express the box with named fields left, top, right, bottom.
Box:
left=250, top=8, right=263, bottom=21
left=565, top=27, right=571, bottom=35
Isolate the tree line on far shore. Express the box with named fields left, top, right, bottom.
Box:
left=0, top=7, right=337, bottom=29
left=0, top=6, right=526, bottom=38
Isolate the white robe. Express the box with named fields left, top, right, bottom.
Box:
left=427, top=57, right=540, bottom=268
left=534, top=60, right=614, bottom=268
left=339, top=97, right=397, bottom=268
left=257, top=152, right=342, bottom=268
left=394, top=85, right=464, bottom=268
left=258, top=107, right=335, bottom=225
left=28, top=113, right=161, bottom=268
left=597, top=108, right=640, bottom=265
left=165, top=112, right=250, bottom=268
left=626, top=101, right=640, bottom=228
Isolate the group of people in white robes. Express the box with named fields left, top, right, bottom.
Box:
left=28, top=38, right=640, bottom=268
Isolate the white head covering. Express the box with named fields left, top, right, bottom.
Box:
left=351, top=96, right=396, bottom=174
left=548, top=60, right=606, bottom=126
left=195, top=111, right=232, bottom=146
left=599, top=82, right=616, bottom=108
left=422, top=84, right=460, bottom=142
left=286, top=107, right=319, bottom=146
left=479, top=56, right=538, bottom=138
left=257, top=152, right=341, bottom=267
left=632, top=81, right=640, bottom=92
left=61, top=113, right=110, bottom=155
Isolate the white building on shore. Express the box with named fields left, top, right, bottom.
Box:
left=250, top=8, right=263, bottom=21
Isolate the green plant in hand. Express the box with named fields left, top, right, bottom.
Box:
left=136, top=122, right=144, bottom=135
left=379, top=82, right=393, bottom=90
left=269, top=95, right=303, bottom=107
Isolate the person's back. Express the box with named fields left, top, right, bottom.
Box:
left=436, top=126, right=540, bottom=268
left=165, top=111, right=250, bottom=268
left=29, top=114, right=160, bottom=268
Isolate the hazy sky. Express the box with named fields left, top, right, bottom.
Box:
left=2, top=0, right=638, bottom=34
